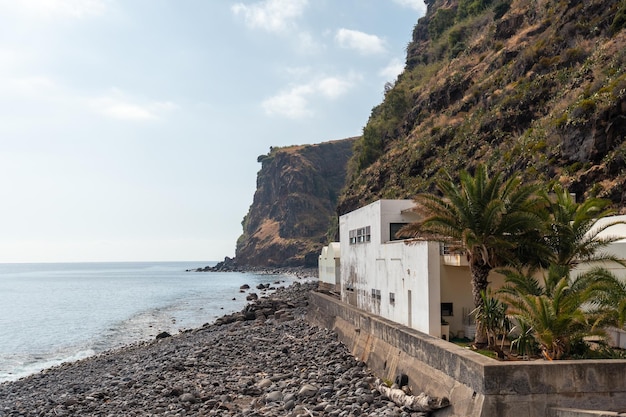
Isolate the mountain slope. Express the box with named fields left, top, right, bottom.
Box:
left=235, top=139, right=356, bottom=267
left=339, top=0, right=626, bottom=215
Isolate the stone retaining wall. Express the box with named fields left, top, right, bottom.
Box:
left=307, top=291, right=626, bottom=417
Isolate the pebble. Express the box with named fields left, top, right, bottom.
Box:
left=0, top=281, right=435, bottom=417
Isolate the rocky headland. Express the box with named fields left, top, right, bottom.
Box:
left=191, top=257, right=318, bottom=281
left=0, top=281, right=447, bottom=417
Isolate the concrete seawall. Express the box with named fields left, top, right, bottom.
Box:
left=307, top=291, right=626, bottom=417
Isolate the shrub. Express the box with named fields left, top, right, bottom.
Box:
left=457, top=0, right=494, bottom=20
left=493, top=2, right=511, bottom=19
left=428, top=7, right=457, bottom=39
left=356, top=124, right=384, bottom=172
left=570, top=98, right=597, bottom=119
left=562, top=47, right=587, bottom=66
left=610, top=1, right=626, bottom=36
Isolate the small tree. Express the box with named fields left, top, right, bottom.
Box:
left=509, top=319, right=537, bottom=360
left=472, top=289, right=510, bottom=351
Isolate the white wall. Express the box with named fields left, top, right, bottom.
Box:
left=318, top=242, right=340, bottom=287
left=336, top=206, right=626, bottom=341
left=580, top=215, right=626, bottom=280
left=339, top=199, right=442, bottom=336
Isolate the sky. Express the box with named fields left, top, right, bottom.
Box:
left=0, top=0, right=426, bottom=263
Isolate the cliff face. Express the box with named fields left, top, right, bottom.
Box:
left=338, top=0, right=626, bottom=214
left=235, top=0, right=626, bottom=267
left=235, top=139, right=356, bottom=268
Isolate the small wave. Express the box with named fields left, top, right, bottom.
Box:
left=0, top=349, right=96, bottom=383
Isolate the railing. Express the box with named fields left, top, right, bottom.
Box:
left=440, top=243, right=469, bottom=266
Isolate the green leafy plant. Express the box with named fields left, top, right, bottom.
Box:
left=472, top=289, right=510, bottom=350
left=509, top=319, right=537, bottom=359
left=428, top=7, right=457, bottom=39
left=493, top=2, right=510, bottom=19
left=610, top=1, right=626, bottom=35
left=499, top=186, right=626, bottom=359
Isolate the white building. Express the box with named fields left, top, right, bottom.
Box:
left=327, top=199, right=626, bottom=342
left=338, top=199, right=447, bottom=337
left=574, top=215, right=626, bottom=280
left=318, top=242, right=341, bottom=292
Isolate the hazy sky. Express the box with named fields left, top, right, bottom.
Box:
left=0, top=0, right=426, bottom=263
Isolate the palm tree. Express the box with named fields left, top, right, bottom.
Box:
left=399, top=164, right=548, bottom=345
left=499, top=186, right=626, bottom=359
left=545, top=184, right=625, bottom=270
left=500, top=267, right=626, bottom=359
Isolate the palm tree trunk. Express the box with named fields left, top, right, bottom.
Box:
left=471, top=260, right=491, bottom=347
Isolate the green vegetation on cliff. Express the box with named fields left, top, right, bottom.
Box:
left=340, top=0, right=626, bottom=215
left=237, top=0, right=626, bottom=268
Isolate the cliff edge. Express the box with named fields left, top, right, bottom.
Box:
left=235, top=138, right=356, bottom=268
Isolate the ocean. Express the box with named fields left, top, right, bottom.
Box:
left=0, top=261, right=300, bottom=383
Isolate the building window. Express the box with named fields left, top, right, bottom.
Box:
left=349, top=226, right=371, bottom=245
left=441, top=302, right=454, bottom=317
left=389, top=223, right=409, bottom=241
left=371, top=288, right=381, bottom=300
left=389, top=292, right=395, bottom=305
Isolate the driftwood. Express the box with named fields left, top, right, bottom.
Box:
left=375, top=379, right=450, bottom=412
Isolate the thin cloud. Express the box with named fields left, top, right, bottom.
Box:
left=91, top=98, right=156, bottom=121
left=0, top=0, right=108, bottom=19
left=317, top=74, right=360, bottom=99
left=392, top=0, right=427, bottom=14
left=1, top=76, right=57, bottom=97
left=89, top=91, right=178, bottom=122
left=335, top=29, right=387, bottom=55
left=379, top=58, right=405, bottom=81
left=232, top=0, right=308, bottom=33
left=262, top=73, right=361, bottom=119
left=296, top=32, right=324, bottom=54
left=262, top=85, right=314, bottom=119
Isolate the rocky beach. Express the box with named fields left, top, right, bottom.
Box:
left=0, top=281, right=446, bottom=417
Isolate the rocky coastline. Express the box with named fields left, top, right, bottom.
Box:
left=190, top=257, right=318, bottom=280
left=0, top=281, right=448, bottom=417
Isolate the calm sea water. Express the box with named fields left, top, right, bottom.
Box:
left=0, top=262, right=298, bottom=383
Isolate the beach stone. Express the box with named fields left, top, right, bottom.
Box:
left=298, top=383, right=318, bottom=398
left=284, top=399, right=296, bottom=410
left=265, top=390, right=283, bottom=403
left=179, top=393, right=195, bottom=403
left=257, top=378, right=273, bottom=389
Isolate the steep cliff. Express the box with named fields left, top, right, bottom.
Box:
left=234, top=0, right=626, bottom=267
left=339, top=0, right=626, bottom=214
left=235, top=139, right=356, bottom=268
